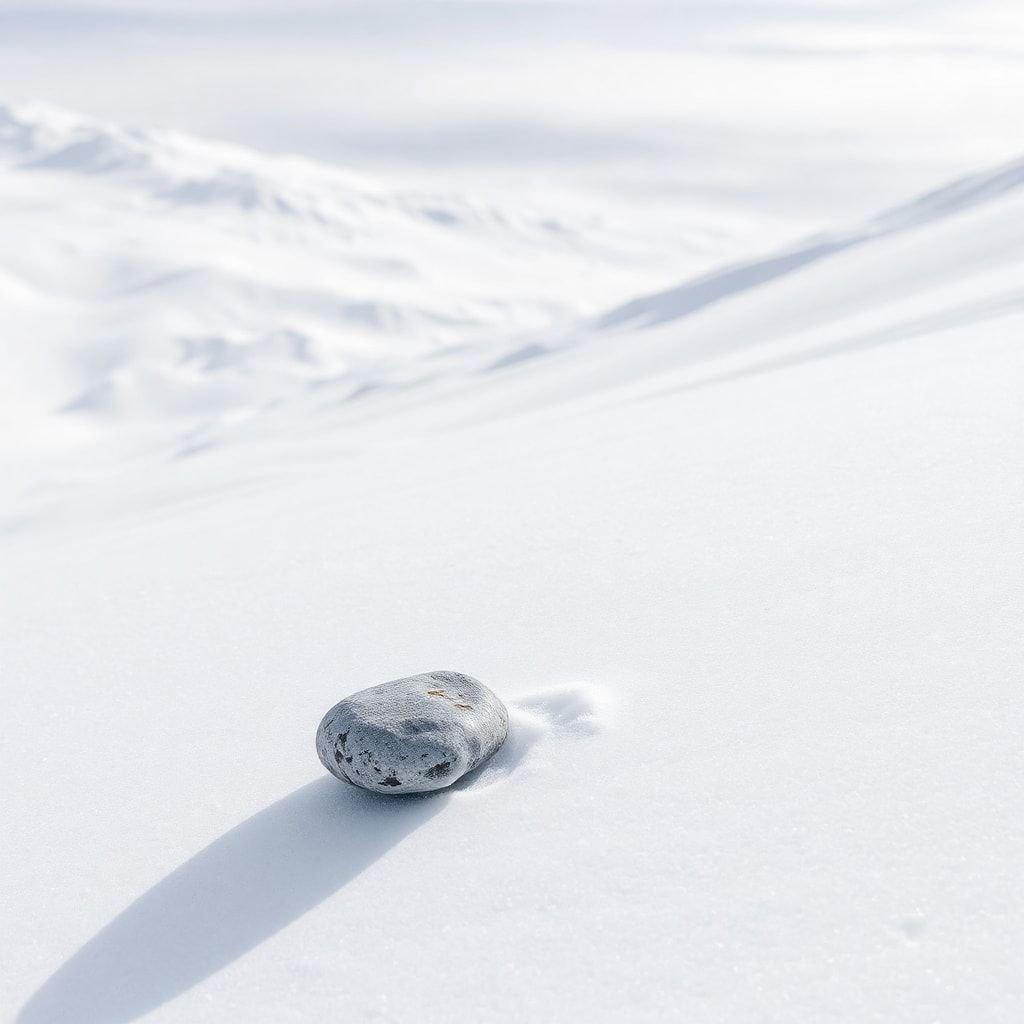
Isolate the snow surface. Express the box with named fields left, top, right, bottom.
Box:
left=4, top=4, right=1024, bottom=1022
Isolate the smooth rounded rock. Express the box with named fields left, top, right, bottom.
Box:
left=316, top=670, right=508, bottom=794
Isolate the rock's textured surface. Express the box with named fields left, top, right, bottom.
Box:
left=316, top=671, right=508, bottom=794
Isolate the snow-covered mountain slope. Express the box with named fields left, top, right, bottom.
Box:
left=4, top=103, right=1024, bottom=532
left=596, top=153, right=1024, bottom=334
left=295, top=145, right=1024, bottom=442
left=5, top=99, right=1023, bottom=493
left=4, top=107, right=1024, bottom=1024
left=0, top=101, right=711, bottom=467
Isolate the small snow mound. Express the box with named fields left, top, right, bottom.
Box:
left=457, top=684, right=608, bottom=792
left=511, top=685, right=609, bottom=737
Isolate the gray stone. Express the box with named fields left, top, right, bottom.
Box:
left=316, top=670, right=508, bottom=794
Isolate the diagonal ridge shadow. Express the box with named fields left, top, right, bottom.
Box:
left=18, top=778, right=444, bottom=1024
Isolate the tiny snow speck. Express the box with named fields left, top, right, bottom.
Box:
left=316, top=671, right=508, bottom=794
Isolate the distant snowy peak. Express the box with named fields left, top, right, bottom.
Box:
left=0, top=101, right=578, bottom=242
left=0, top=100, right=298, bottom=189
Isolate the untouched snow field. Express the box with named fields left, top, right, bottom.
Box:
left=3, top=3, right=1024, bottom=1023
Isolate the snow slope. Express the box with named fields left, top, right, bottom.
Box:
left=4, top=107, right=1024, bottom=1024
left=0, top=101, right=707, bottom=474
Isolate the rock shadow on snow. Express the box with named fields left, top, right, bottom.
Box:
left=17, top=778, right=443, bottom=1024
left=18, top=685, right=606, bottom=1023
